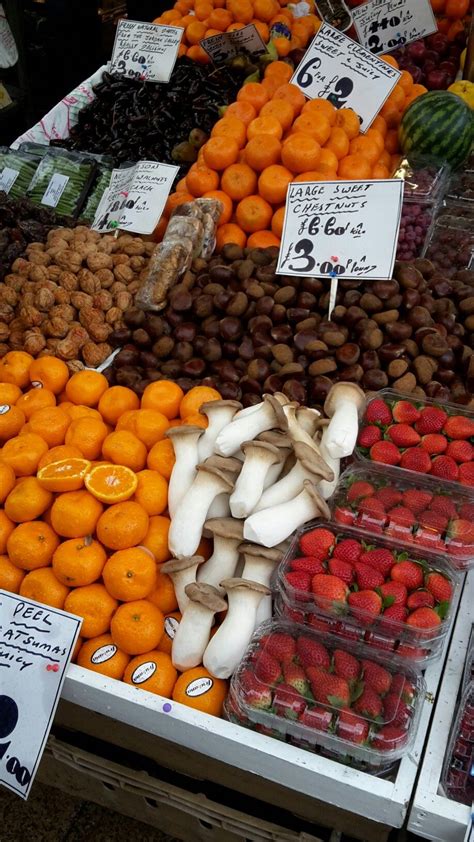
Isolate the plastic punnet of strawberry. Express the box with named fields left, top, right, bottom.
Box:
left=332, top=463, right=474, bottom=571
left=355, top=389, right=474, bottom=490
left=230, top=620, right=425, bottom=765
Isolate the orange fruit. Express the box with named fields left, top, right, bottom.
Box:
left=225, top=100, right=257, bottom=126
left=164, top=192, right=194, bottom=216
left=172, top=666, right=227, bottom=715
left=0, top=510, right=14, bottom=554
left=141, top=381, right=183, bottom=420
left=133, top=470, right=168, bottom=516
left=29, top=358, right=69, bottom=394
left=220, top=163, right=258, bottom=201
left=302, top=98, right=337, bottom=125
left=65, top=370, right=108, bottom=406
left=65, top=584, right=118, bottom=638
left=123, top=649, right=177, bottom=696
left=0, top=462, right=16, bottom=503
left=16, top=387, right=56, bottom=419
left=265, top=60, right=293, bottom=82
left=142, top=515, right=171, bottom=564
left=103, top=547, right=157, bottom=602
left=0, top=405, right=26, bottom=441
left=102, top=430, right=147, bottom=472
left=51, top=489, right=103, bottom=538
left=182, top=412, right=208, bottom=429
left=244, top=134, right=282, bottom=172
left=211, top=116, right=247, bottom=149
left=53, top=537, right=107, bottom=586
left=385, top=128, right=400, bottom=154
left=324, top=127, right=350, bottom=160
left=185, top=19, right=207, bottom=43
left=338, top=154, right=373, bottom=179
left=148, top=566, right=179, bottom=614
left=0, top=383, right=21, bottom=405
left=96, top=501, right=149, bottom=551
left=7, top=521, right=59, bottom=570
left=38, top=444, right=83, bottom=470
left=98, top=386, right=140, bottom=426
left=261, top=75, right=282, bottom=98
left=121, top=407, right=170, bottom=450
left=179, top=385, right=221, bottom=419
left=216, top=223, right=247, bottom=250
left=258, top=165, right=293, bottom=204
left=372, top=163, right=391, bottom=179
left=292, top=112, right=332, bottom=145
left=146, top=438, right=176, bottom=480
left=260, top=98, right=294, bottom=132
left=372, top=115, right=388, bottom=138
left=317, top=147, right=339, bottom=174
left=247, top=115, right=283, bottom=141
left=381, top=54, right=399, bottom=69
left=65, top=405, right=103, bottom=423
left=37, top=457, right=91, bottom=492
left=85, top=463, right=138, bottom=504
left=349, top=135, right=380, bottom=165
left=77, top=633, right=130, bottom=679
left=272, top=83, right=305, bottom=115
left=186, top=166, right=220, bottom=198
left=158, top=610, right=181, bottom=654
left=110, top=599, right=165, bottom=655
left=293, top=171, right=335, bottom=182
left=227, top=0, right=253, bottom=23
left=247, top=230, right=281, bottom=248
left=0, top=553, right=25, bottom=592
left=271, top=206, right=286, bottom=238
left=29, top=406, right=70, bottom=448
left=5, top=476, right=52, bottom=522
left=20, top=567, right=69, bottom=609
left=203, top=136, right=240, bottom=170
left=208, top=7, right=232, bottom=28
left=334, top=108, right=361, bottom=139
left=65, top=416, right=109, bottom=460
left=237, top=82, right=269, bottom=113
left=2, top=433, right=49, bottom=477
left=253, top=0, right=279, bottom=21
left=0, top=351, right=33, bottom=388
left=235, top=194, right=273, bottom=233
left=202, top=189, right=233, bottom=226
left=281, top=133, right=320, bottom=173
left=365, top=128, right=385, bottom=155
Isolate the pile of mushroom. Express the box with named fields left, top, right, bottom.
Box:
left=163, top=382, right=364, bottom=680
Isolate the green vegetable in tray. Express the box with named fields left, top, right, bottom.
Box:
left=27, top=148, right=96, bottom=218
left=0, top=148, right=39, bottom=200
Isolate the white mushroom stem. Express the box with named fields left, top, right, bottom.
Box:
left=256, top=596, right=272, bottom=626
left=323, top=382, right=365, bottom=459
left=166, top=426, right=204, bottom=519
left=297, top=407, right=320, bottom=436
left=214, top=395, right=286, bottom=456
left=160, top=555, right=205, bottom=614
left=203, top=578, right=270, bottom=679
left=317, top=425, right=341, bottom=500
left=172, top=582, right=227, bottom=671
left=198, top=518, right=244, bottom=591
left=282, top=403, right=322, bottom=453
left=206, top=493, right=231, bottom=519
left=244, top=480, right=331, bottom=548
left=168, top=466, right=234, bottom=558
left=253, top=441, right=334, bottom=512
left=230, top=441, right=281, bottom=519
left=240, top=542, right=282, bottom=587
left=258, top=431, right=292, bottom=489
left=198, top=400, right=242, bottom=462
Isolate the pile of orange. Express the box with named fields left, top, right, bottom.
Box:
left=431, top=0, right=472, bottom=42
left=154, top=0, right=321, bottom=63
left=0, top=351, right=227, bottom=717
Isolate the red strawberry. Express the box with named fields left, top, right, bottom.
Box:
left=366, top=398, right=392, bottom=426
left=354, top=561, right=385, bottom=590
left=334, top=621, right=360, bottom=642
left=337, top=709, right=369, bottom=744
left=446, top=440, right=474, bottom=463
left=263, top=632, right=297, bottom=663
left=361, top=659, right=392, bottom=696
left=359, top=547, right=395, bottom=577
left=375, top=487, right=403, bottom=509
left=333, top=649, right=361, bottom=681
left=328, top=557, right=355, bottom=585
left=402, top=489, right=433, bottom=514
left=353, top=686, right=383, bottom=718
left=300, top=527, right=335, bottom=559
left=390, top=674, right=415, bottom=703
left=273, top=683, right=306, bottom=719
left=443, top=415, right=474, bottom=440
left=284, top=662, right=309, bottom=695
left=334, top=506, right=356, bottom=525
left=414, top=528, right=445, bottom=552
left=382, top=604, right=408, bottom=625
left=308, top=615, right=337, bottom=634
left=387, top=506, right=416, bottom=528
left=388, top=424, right=421, bottom=447
left=358, top=426, right=382, bottom=448
left=385, top=522, right=413, bottom=542
left=406, top=607, right=442, bottom=629
left=415, top=406, right=448, bottom=435
left=383, top=692, right=411, bottom=728
left=430, top=495, right=458, bottom=518
left=370, top=441, right=401, bottom=466
left=332, top=538, right=363, bottom=563
left=347, top=480, right=375, bottom=503
left=284, top=606, right=305, bottom=624
left=311, top=574, right=348, bottom=607
left=285, top=570, right=311, bottom=593
left=407, top=589, right=435, bottom=610
left=296, top=636, right=330, bottom=669
left=421, top=433, right=448, bottom=455
left=448, top=518, right=474, bottom=547
left=459, top=462, right=474, bottom=487
left=364, top=631, right=395, bottom=652
left=379, top=580, right=408, bottom=606
left=255, top=651, right=282, bottom=685
left=431, top=455, right=459, bottom=482
left=392, top=400, right=421, bottom=424
left=418, top=509, right=448, bottom=532
left=391, top=560, right=423, bottom=591
left=299, top=706, right=333, bottom=732
left=358, top=497, right=386, bottom=519
left=307, top=667, right=351, bottom=708
left=400, top=447, right=432, bottom=474
left=425, top=571, right=452, bottom=603
left=348, top=590, right=382, bottom=619
left=460, top=502, right=474, bottom=520
left=242, top=672, right=273, bottom=709
left=290, top=556, right=326, bottom=575
left=371, top=725, right=407, bottom=750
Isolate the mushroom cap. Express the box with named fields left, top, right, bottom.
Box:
left=258, top=430, right=292, bottom=450
left=202, top=455, right=242, bottom=476
left=220, top=577, right=270, bottom=595
left=196, top=464, right=235, bottom=491
left=293, top=440, right=334, bottom=482
left=184, top=581, right=228, bottom=613
left=301, top=479, right=331, bottom=518
left=296, top=406, right=320, bottom=436
left=241, top=439, right=281, bottom=460
left=200, top=399, right=242, bottom=415
left=165, top=425, right=204, bottom=440
left=324, top=382, right=365, bottom=418
left=238, top=542, right=282, bottom=563
left=204, top=517, right=244, bottom=540
left=161, top=555, right=205, bottom=573
left=263, top=393, right=290, bottom=430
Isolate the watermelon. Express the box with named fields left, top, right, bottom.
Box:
left=399, top=91, right=474, bottom=171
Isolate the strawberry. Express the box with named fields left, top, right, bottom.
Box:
left=354, top=561, right=385, bottom=590
left=311, top=574, right=348, bottom=607
left=359, top=547, right=395, bottom=577
left=296, top=636, right=330, bottom=670
left=307, top=667, right=351, bottom=708
left=348, top=589, right=382, bottom=619
left=431, top=455, right=459, bottom=482
left=370, top=441, right=401, bottom=466
left=388, top=424, right=421, bottom=448
left=337, top=709, right=369, bottom=744
left=366, top=398, right=392, bottom=426
left=290, top=556, right=326, bottom=575
left=347, top=480, right=375, bottom=503
left=382, top=604, right=408, bottom=625
left=425, top=571, right=452, bottom=603
left=333, top=649, right=361, bottom=681
left=241, top=672, right=273, bottom=709
left=459, top=462, right=474, bottom=487
left=358, top=426, right=382, bottom=448
left=334, top=621, right=360, bottom=642
left=430, top=495, right=458, bottom=518
left=414, top=528, right=446, bottom=552
left=328, top=557, right=355, bottom=585
left=392, top=400, right=421, bottom=425
left=420, top=433, right=448, bottom=455
left=391, top=560, right=423, bottom=591
left=300, top=527, right=335, bottom=559
left=285, top=570, right=311, bottom=593
left=273, top=683, right=306, bottom=720
left=448, top=518, right=474, bottom=546
left=299, top=706, right=333, bottom=732
left=379, top=581, right=408, bottom=606
left=446, top=440, right=474, bottom=463
left=361, top=659, right=392, bottom=696
left=375, top=487, right=403, bottom=509
left=353, top=686, right=383, bottom=719
left=332, top=538, right=363, bottom=563
left=308, top=615, right=337, bottom=634
left=460, top=502, right=474, bottom=520
left=263, top=632, right=297, bottom=663
left=371, top=725, right=407, bottom=750
left=284, top=662, right=309, bottom=695
left=255, top=651, right=282, bottom=685
left=415, top=406, right=448, bottom=435
left=364, top=631, right=395, bottom=652
left=400, top=447, right=432, bottom=474
left=358, top=497, right=386, bottom=519
left=417, top=509, right=448, bottom=532
left=407, top=589, right=435, bottom=610
left=443, top=415, right=474, bottom=440
left=402, top=489, right=433, bottom=514
left=334, top=506, right=356, bottom=525
left=406, top=606, right=442, bottom=629
left=383, top=692, right=411, bottom=728
left=390, top=674, right=415, bottom=703
left=284, top=606, right=305, bottom=624
left=387, top=506, right=416, bottom=528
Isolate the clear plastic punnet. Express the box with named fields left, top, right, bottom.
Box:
left=224, top=618, right=426, bottom=773
left=423, top=214, right=474, bottom=277
left=441, top=681, right=474, bottom=806
left=393, top=155, right=450, bottom=262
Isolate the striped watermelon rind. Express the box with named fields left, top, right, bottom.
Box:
left=399, top=91, right=474, bottom=171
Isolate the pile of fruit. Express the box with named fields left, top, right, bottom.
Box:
left=393, top=31, right=467, bottom=91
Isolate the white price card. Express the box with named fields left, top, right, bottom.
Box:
left=110, top=20, right=183, bottom=83
left=0, top=166, right=19, bottom=193
left=291, top=22, right=401, bottom=130
left=0, top=590, right=82, bottom=799
left=92, top=160, right=179, bottom=236
left=200, top=23, right=267, bottom=64
left=277, top=178, right=403, bottom=281
left=353, top=0, right=437, bottom=55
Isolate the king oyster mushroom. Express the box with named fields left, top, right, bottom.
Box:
left=229, top=440, right=283, bottom=519
left=171, top=582, right=227, bottom=671
left=214, top=394, right=288, bottom=457
left=244, top=479, right=331, bottom=547
left=253, top=440, right=334, bottom=512
left=198, top=399, right=242, bottom=462
left=198, top=518, right=244, bottom=591
left=166, top=425, right=204, bottom=518
left=160, top=555, right=205, bottom=614
left=323, top=382, right=365, bottom=459
left=168, top=465, right=235, bottom=558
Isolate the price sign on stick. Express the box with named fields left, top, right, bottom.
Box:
left=291, top=23, right=401, bottom=130
left=110, top=20, right=183, bottom=83
left=0, top=590, right=82, bottom=799
left=201, top=23, right=267, bottom=64
left=277, top=179, right=404, bottom=281
left=93, top=161, right=179, bottom=236
left=352, top=0, right=437, bottom=56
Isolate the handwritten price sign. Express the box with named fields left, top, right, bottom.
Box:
left=352, top=0, right=437, bottom=55
left=93, top=161, right=179, bottom=235
left=0, top=590, right=81, bottom=799
left=291, top=23, right=401, bottom=130
left=110, top=20, right=183, bottom=83
left=200, top=23, right=266, bottom=64
left=277, top=179, right=404, bottom=281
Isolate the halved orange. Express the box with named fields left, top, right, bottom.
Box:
left=85, top=464, right=138, bottom=504
left=37, top=458, right=91, bottom=492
